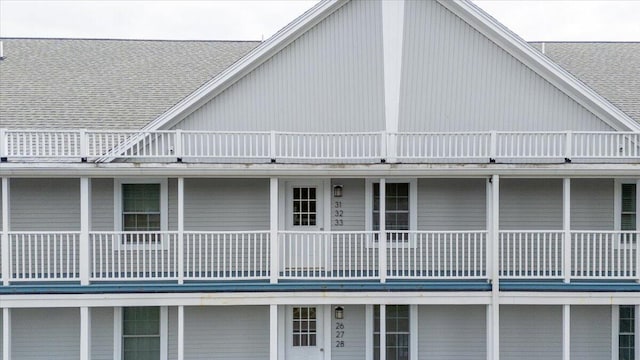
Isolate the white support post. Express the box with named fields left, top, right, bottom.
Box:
left=80, top=129, right=88, bottom=161
left=0, top=128, right=6, bottom=159
left=178, top=305, right=184, bottom=360
left=636, top=305, right=640, bottom=360
left=80, top=306, right=92, bottom=360
left=177, top=177, right=184, bottom=285
left=490, top=131, right=497, bottom=161
left=410, top=305, right=418, bottom=360
left=365, top=305, right=373, bottom=360
left=380, top=304, right=386, bottom=360
left=562, top=305, right=570, bottom=360
left=379, top=179, right=387, bottom=283
left=323, top=305, right=332, bottom=360
left=270, top=304, right=278, bottom=360
left=491, top=175, right=500, bottom=360
left=113, top=307, right=122, bottom=360
left=270, top=178, right=279, bottom=283
left=2, top=177, right=9, bottom=286
left=381, top=0, right=404, bottom=163
left=612, top=305, right=619, bottom=360
left=174, top=129, right=183, bottom=160
left=160, top=306, right=168, bottom=360
left=486, top=305, right=493, bottom=360
left=563, top=178, right=571, bottom=283
left=3, top=308, right=11, bottom=360
left=270, top=131, right=277, bottom=161
left=80, top=177, right=91, bottom=285
left=565, top=131, right=573, bottom=161
left=486, top=178, right=492, bottom=282
left=636, top=180, right=640, bottom=284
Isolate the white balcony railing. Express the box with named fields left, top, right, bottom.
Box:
left=2, top=129, right=639, bottom=163
left=1, top=230, right=637, bottom=283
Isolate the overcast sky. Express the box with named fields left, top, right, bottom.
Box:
left=1, top=1, right=639, bottom=42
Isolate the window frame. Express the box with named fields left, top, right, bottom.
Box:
left=121, top=307, right=162, bottom=360
left=614, top=179, right=639, bottom=247
left=114, top=178, right=168, bottom=247
left=365, top=179, right=417, bottom=247
left=373, top=305, right=411, bottom=360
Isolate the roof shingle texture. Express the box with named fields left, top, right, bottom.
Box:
left=531, top=42, right=640, bottom=124
left=0, top=38, right=259, bottom=129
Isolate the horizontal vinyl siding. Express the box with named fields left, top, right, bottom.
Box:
left=184, top=306, right=269, bottom=360
left=500, top=305, right=562, bottom=360
left=331, top=179, right=365, bottom=231
left=571, top=305, right=611, bottom=360
left=176, top=0, right=384, bottom=133
left=92, top=307, right=114, bottom=360
left=571, top=179, right=614, bottom=230
left=184, top=179, right=269, bottom=231
left=500, top=179, right=563, bottom=230
left=333, top=305, right=366, bottom=360
left=13, top=308, right=80, bottom=360
left=418, top=179, right=486, bottom=230
left=91, top=178, right=114, bottom=231
left=169, top=178, right=178, bottom=231
left=10, top=178, right=80, bottom=231
left=168, top=306, right=178, bottom=360
left=399, top=0, right=611, bottom=132
left=418, top=305, right=486, bottom=360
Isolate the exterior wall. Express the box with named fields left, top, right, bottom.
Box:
left=13, top=308, right=80, bottom=360
left=331, top=179, right=366, bottom=231
left=399, top=1, right=611, bottom=132
left=571, top=305, right=611, bottom=359
left=92, top=178, right=114, bottom=231
left=176, top=0, right=384, bottom=133
left=418, top=305, right=486, bottom=360
left=418, top=179, right=486, bottom=230
left=92, top=307, right=114, bottom=360
left=500, top=305, right=562, bottom=360
left=10, top=178, right=80, bottom=231
left=168, top=306, right=178, bottom=360
left=183, top=306, right=269, bottom=360
left=500, top=179, right=563, bottom=230
left=332, top=305, right=366, bottom=360
left=571, top=179, right=614, bottom=230
left=184, top=179, right=269, bottom=231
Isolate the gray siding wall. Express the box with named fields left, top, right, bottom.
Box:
left=419, top=305, right=486, bottom=360
left=13, top=308, right=80, bottom=360
left=184, top=306, right=269, bottom=360
left=10, top=179, right=80, bottom=231
left=331, top=179, right=366, bottom=231
left=168, top=306, right=178, bottom=360
left=92, top=307, right=114, bottom=360
left=399, top=1, right=612, bottom=132
left=500, top=305, right=562, bottom=360
left=332, top=305, right=366, bottom=360
left=169, top=178, right=178, bottom=231
left=92, top=178, right=114, bottom=231
left=500, top=179, right=563, bottom=230
left=571, top=305, right=611, bottom=359
left=571, top=179, right=614, bottom=230
left=176, top=0, right=384, bottom=132
left=185, top=179, right=269, bottom=231
left=418, top=179, right=486, bottom=230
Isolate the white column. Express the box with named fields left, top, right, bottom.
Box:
left=113, top=307, right=122, bottom=360
left=486, top=178, right=492, bottom=282
left=270, top=304, right=278, bottom=360
left=3, top=308, right=11, bottom=360
left=612, top=305, right=619, bottom=360
left=379, top=179, right=387, bottom=283
left=2, top=177, right=9, bottom=285
left=80, top=306, right=92, bottom=360
left=80, top=177, right=91, bottom=285
left=410, top=305, right=418, bottom=360
left=365, top=305, right=373, bottom=360
left=562, top=305, right=570, bottom=360
left=636, top=179, right=640, bottom=284
left=177, top=305, right=184, bottom=360
left=270, top=178, right=279, bottom=284
left=381, top=0, right=405, bottom=162
left=636, top=305, right=640, bottom=360
left=160, top=306, right=168, bottom=360
left=563, top=178, right=571, bottom=283
left=323, top=305, right=332, bottom=360
left=486, top=304, right=493, bottom=360
left=380, top=304, right=386, bottom=360
left=491, top=175, right=500, bottom=360
left=177, top=177, right=184, bottom=284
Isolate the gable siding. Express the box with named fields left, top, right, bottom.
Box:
left=399, top=0, right=612, bottom=132
left=500, top=305, right=562, bottom=360
left=10, top=179, right=80, bottom=231
left=13, top=308, right=80, bottom=360
left=418, top=305, right=486, bottom=360
left=175, top=0, right=384, bottom=132
left=571, top=305, right=611, bottom=360
left=500, top=179, right=563, bottom=230
left=418, top=179, right=486, bottom=230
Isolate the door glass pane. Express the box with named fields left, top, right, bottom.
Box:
left=293, top=187, right=317, bottom=226
left=292, top=306, right=317, bottom=347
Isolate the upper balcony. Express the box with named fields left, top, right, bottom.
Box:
left=1, top=129, right=640, bottom=163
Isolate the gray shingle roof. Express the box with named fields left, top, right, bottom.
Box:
left=0, top=38, right=259, bottom=129
left=530, top=42, right=640, bottom=124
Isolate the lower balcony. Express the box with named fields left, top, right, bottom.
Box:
left=2, top=230, right=638, bottom=284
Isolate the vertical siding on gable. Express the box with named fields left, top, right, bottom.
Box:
left=91, top=178, right=114, bottom=231
left=331, top=179, right=366, bottom=231
left=92, top=307, right=114, bottom=360
left=399, top=1, right=612, bottom=132
left=571, top=179, right=614, bottom=230
left=418, top=305, right=486, bottom=360
left=10, top=178, right=80, bottom=231
left=418, top=179, right=486, bottom=230
left=13, top=308, right=80, bottom=360
left=500, top=305, right=562, bottom=360
left=175, top=0, right=384, bottom=133
left=500, top=179, right=563, bottom=230
left=184, top=179, right=269, bottom=231
left=184, top=306, right=269, bottom=360
left=332, top=305, right=366, bottom=360
left=571, top=305, right=611, bottom=359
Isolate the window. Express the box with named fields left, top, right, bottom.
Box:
left=292, top=187, right=317, bottom=227
left=620, top=306, right=635, bottom=360
left=619, top=182, right=637, bottom=244
left=123, top=307, right=160, bottom=360
left=374, top=305, right=410, bottom=360
left=373, top=183, right=410, bottom=232
left=292, top=306, right=317, bottom=347
left=115, top=179, right=167, bottom=243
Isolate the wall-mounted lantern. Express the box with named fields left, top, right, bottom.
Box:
left=333, top=185, right=343, bottom=198
left=334, top=306, right=344, bottom=319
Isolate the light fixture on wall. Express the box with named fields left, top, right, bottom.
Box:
left=333, top=185, right=343, bottom=198
left=334, top=306, right=344, bottom=319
